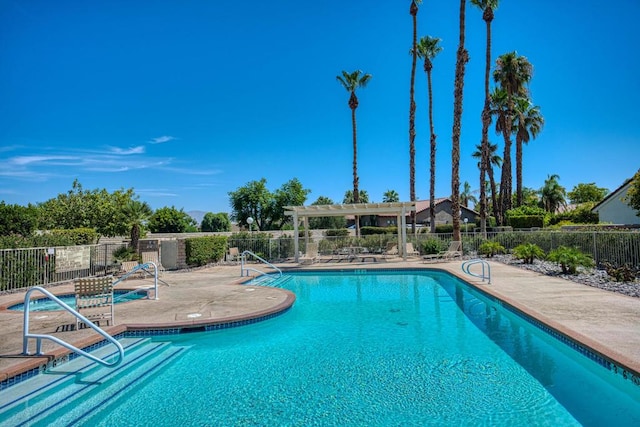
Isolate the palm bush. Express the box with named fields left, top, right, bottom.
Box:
left=479, top=241, right=505, bottom=257
left=547, top=246, right=594, bottom=274
left=512, top=243, right=545, bottom=264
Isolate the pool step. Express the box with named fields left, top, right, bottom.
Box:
left=0, top=337, right=189, bottom=426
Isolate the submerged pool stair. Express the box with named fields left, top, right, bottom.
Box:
left=0, top=337, right=190, bottom=426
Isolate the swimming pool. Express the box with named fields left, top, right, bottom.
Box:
left=3, top=270, right=640, bottom=425
left=7, top=290, right=148, bottom=312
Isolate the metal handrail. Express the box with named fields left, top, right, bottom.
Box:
left=461, top=259, right=492, bottom=284
left=240, top=250, right=282, bottom=279
left=113, top=261, right=159, bottom=300
left=22, top=286, right=124, bottom=368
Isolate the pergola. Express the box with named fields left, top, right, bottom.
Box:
left=284, top=202, right=417, bottom=262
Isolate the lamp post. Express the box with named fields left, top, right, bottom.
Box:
left=464, top=217, right=468, bottom=238
left=247, top=217, right=254, bottom=234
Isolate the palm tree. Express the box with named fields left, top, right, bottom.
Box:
left=513, top=96, right=544, bottom=207
left=382, top=190, right=400, bottom=203
left=123, top=200, right=152, bottom=252
left=470, top=0, right=498, bottom=236
left=343, top=190, right=370, bottom=204
left=460, top=181, right=478, bottom=208
left=337, top=70, right=372, bottom=236
left=489, top=86, right=510, bottom=224
left=493, top=51, right=533, bottom=219
left=450, top=0, right=470, bottom=242
left=540, top=174, right=567, bottom=213
left=408, top=0, right=422, bottom=233
left=416, top=35, right=443, bottom=234
left=472, top=141, right=502, bottom=219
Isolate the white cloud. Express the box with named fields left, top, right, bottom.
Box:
left=109, top=146, right=145, bottom=155
left=149, top=136, right=176, bottom=144
left=10, top=155, right=77, bottom=166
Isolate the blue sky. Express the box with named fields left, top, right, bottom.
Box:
left=1, top=1, right=639, bottom=215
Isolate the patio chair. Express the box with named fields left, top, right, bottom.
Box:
left=227, top=247, right=240, bottom=264
left=383, top=242, right=398, bottom=259
left=406, top=243, right=420, bottom=257
left=423, top=241, right=462, bottom=263
left=74, top=275, right=115, bottom=329
left=141, top=251, right=165, bottom=272
left=300, top=242, right=318, bottom=265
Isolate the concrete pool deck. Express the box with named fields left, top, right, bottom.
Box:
left=1, top=258, right=639, bottom=385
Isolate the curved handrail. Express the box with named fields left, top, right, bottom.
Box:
left=240, top=250, right=282, bottom=279
left=461, top=259, right=491, bottom=284
left=23, top=286, right=124, bottom=368
left=113, top=261, right=159, bottom=300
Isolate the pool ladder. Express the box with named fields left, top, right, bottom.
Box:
left=240, top=250, right=282, bottom=284
left=461, top=259, right=491, bottom=284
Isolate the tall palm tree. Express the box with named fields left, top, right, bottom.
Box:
left=408, top=0, right=422, bottom=233
left=416, top=35, right=442, bottom=234
left=470, top=0, right=498, bottom=236
left=540, top=174, right=567, bottom=213
left=513, top=96, right=544, bottom=207
left=460, top=181, right=478, bottom=208
left=382, top=189, right=400, bottom=203
left=489, top=87, right=509, bottom=224
left=472, top=141, right=502, bottom=219
left=337, top=70, right=371, bottom=237
left=493, top=51, right=533, bottom=219
left=450, top=0, right=470, bottom=242
left=123, top=200, right=152, bottom=252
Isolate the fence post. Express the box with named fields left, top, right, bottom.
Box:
left=592, top=231, right=598, bottom=265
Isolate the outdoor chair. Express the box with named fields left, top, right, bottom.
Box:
left=406, top=243, right=420, bottom=257
left=74, top=275, right=115, bottom=329
left=383, top=242, right=399, bottom=259
left=227, top=247, right=240, bottom=264
left=300, top=242, right=318, bottom=265
left=423, top=241, right=463, bottom=263
left=119, top=261, right=143, bottom=278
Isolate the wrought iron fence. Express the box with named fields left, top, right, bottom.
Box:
left=2, top=231, right=638, bottom=293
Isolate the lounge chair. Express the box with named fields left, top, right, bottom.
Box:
left=74, top=275, right=115, bottom=329
left=119, top=261, right=143, bottom=278
left=406, top=243, right=420, bottom=257
left=383, top=243, right=398, bottom=259
left=423, top=241, right=463, bottom=263
left=300, top=242, right=318, bottom=265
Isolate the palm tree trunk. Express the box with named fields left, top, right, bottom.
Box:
left=451, top=0, right=468, bottom=243
left=498, top=122, right=513, bottom=224
left=516, top=137, right=523, bottom=207
left=351, top=105, right=360, bottom=237
left=409, top=1, right=418, bottom=234
left=488, top=165, right=499, bottom=224
left=427, top=67, right=437, bottom=234
left=479, top=8, right=493, bottom=237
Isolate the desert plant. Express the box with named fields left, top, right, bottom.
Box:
left=112, top=245, right=139, bottom=262
left=547, top=246, right=594, bottom=274
left=602, top=262, right=637, bottom=282
left=478, top=240, right=505, bottom=257
left=512, top=243, right=545, bottom=264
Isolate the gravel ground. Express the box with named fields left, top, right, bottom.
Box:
left=493, top=254, right=640, bottom=298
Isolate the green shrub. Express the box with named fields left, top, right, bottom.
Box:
left=112, top=245, right=139, bottom=262
left=421, top=238, right=446, bottom=255
left=435, top=224, right=453, bottom=234
left=547, top=246, right=594, bottom=274
left=325, top=229, right=350, bottom=237
left=185, top=236, right=227, bottom=266
left=479, top=241, right=505, bottom=257
left=512, top=243, right=545, bottom=264
left=361, top=226, right=395, bottom=235
left=602, top=262, right=637, bottom=282
left=48, top=228, right=100, bottom=245
left=507, top=215, right=545, bottom=229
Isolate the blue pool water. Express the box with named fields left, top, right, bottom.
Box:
left=8, top=290, right=147, bottom=311
left=7, top=270, right=640, bottom=425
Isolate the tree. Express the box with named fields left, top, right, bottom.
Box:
left=408, top=0, right=422, bottom=232
left=122, top=200, right=152, bottom=250
left=460, top=181, right=478, bottom=208
left=489, top=87, right=509, bottom=224
left=336, top=70, right=372, bottom=205
left=228, top=178, right=310, bottom=230
left=309, top=196, right=347, bottom=229
left=539, top=174, right=567, bottom=213
left=148, top=206, right=197, bottom=233
left=382, top=190, right=400, bottom=203
left=343, top=190, right=370, bottom=204
left=471, top=0, right=499, bottom=235
left=472, top=142, right=501, bottom=218
left=513, top=96, right=544, bottom=207
left=493, top=52, right=533, bottom=218
left=450, top=0, right=470, bottom=242
left=568, top=183, right=609, bottom=204
left=0, top=202, right=38, bottom=237
left=416, top=35, right=443, bottom=234
left=624, top=169, right=640, bottom=216
left=201, top=212, right=231, bottom=232
left=37, top=179, right=138, bottom=237
left=521, top=187, right=540, bottom=207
